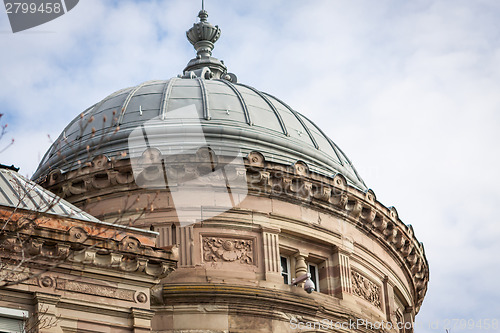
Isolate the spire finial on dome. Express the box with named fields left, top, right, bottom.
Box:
left=184, top=3, right=228, bottom=79
left=198, top=0, right=208, bottom=22
left=186, top=2, right=220, bottom=58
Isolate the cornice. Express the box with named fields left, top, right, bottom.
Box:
left=160, top=283, right=379, bottom=328
left=0, top=208, right=177, bottom=279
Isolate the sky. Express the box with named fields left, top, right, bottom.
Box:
left=1, top=0, right=499, bottom=332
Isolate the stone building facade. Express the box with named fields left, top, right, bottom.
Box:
left=1, top=8, right=428, bottom=333
left=0, top=166, right=177, bottom=332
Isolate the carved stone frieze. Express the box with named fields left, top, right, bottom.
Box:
left=0, top=264, right=31, bottom=285
left=203, top=237, right=254, bottom=265
left=0, top=223, right=176, bottom=279
left=57, top=279, right=135, bottom=302
left=351, top=271, right=382, bottom=309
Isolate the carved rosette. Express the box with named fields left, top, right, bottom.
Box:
left=351, top=271, right=382, bottom=309
left=203, top=237, right=253, bottom=265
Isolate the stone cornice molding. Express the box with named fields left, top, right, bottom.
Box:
left=0, top=209, right=177, bottom=279
left=162, top=283, right=377, bottom=326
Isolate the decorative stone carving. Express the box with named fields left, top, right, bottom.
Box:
left=26, top=238, right=43, bottom=255
left=372, top=216, right=387, bottom=232
left=40, top=155, right=136, bottom=197
left=333, top=173, right=347, bottom=189
left=331, top=192, right=348, bottom=209
left=120, top=236, right=141, bottom=252
left=135, top=291, right=148, bottom=303
left=351, top=271, right=382, bottom=309
left=312, top=184, right=331, bottom=201
left=38, top=275, right=56, bottom=289
left=347, top=199, right=362, bottom=218
left=247, top=151, right=265, bottom=167
left=59, top=280, right=135, bottom=301
left=361, top=207, right=376, bottom=223
left=0, top=265, right=30, bottom=284
left=389, top=206, right=399, bottom=221
left=68, top=226, right=87, bottom=243
left=203, top=237, right=253, bottom=264
left=365, top=189, right=376, bottom=203
left=56, top=243, right=71, bottom=257
left=293, top=160, right=309, bottom=176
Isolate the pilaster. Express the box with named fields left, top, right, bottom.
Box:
left=33, top=292, right=61, bottom=333
left=383, top=276, right=395, bottom=322
left=331, top=247, right=352, bottom=298
left=261, top=226, right=282, bottom=282
left=179, top=225, right=194, bottom=266
left=130, top=307, right=155, bottom=333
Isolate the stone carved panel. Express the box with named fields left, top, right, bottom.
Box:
left=57, top=279, right=136, bottom=302
left=351, top=271, right=382, bottom=309
left=203, top=237, right=254, bottom=265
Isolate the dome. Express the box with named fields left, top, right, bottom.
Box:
left=33, top=77, right=366, bottom=190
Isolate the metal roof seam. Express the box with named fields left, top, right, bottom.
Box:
left=160, top=78, right=176, bottom=120
left=197, top=78, right=210, bottom=120
left=119, top=81, right=152, bottom=124
left=261, top=92, right=319, bottom=150
left=216, top=79, right=252, bottom=126
left=234, top=82, right=286, bottom=134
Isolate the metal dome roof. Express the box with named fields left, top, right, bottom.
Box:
left=33, top=77, right=366, bottom=190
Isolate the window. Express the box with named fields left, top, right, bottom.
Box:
left=0, top=307, right=27, bottom=333
left=280, top=256, right=291, bottom=284
left=308, top=263, right=320, bottom=292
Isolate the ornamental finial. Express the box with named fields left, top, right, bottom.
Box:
left=186, top=6, right=220, bottom=58
left=184, top=4, right=230, bottom=80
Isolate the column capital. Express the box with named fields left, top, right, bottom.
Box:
left=294, top=251, right=309, bottom=259
left=33, top=292, right=61, bottom=305
left=260, top=225, right=281, bottom=234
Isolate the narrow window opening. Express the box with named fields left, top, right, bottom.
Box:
left=280, top=256, right=291, bottom=284
left=171, top=224, right=177, bottom=245
left=308, top=263, right=320, bottom=292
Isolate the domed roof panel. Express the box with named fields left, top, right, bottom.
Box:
left=205, top=80, right=247, bottom=123
left=264, top=94, right=316, bottom=146
left=166, top=79, right=203, bottom=119
left=34, top=78, right=367, bottom=190
left=235, top=85, right=284, bottom=133
left=134, top=81, right=168, bottom=95
left=168, top=78, right=202, bottom=99
left=297, top=114, right=340, bottom=160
